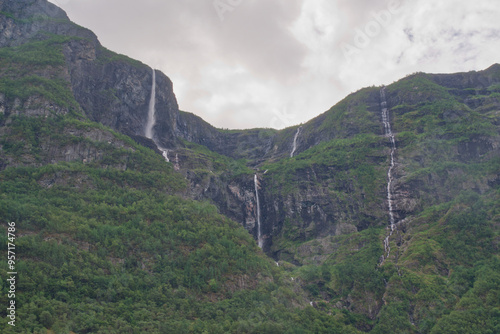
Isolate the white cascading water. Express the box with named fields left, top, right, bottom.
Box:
left=162, top=150, right=169, bottom=162
left=380, top=87, right=396, bottom=263
left=254, top=174, right=263, bottom=248
left=144, top=69, right=170, bottom=162
left=290, top=126, right=302, bottom=157
left=145, top=69, right=156, bottom=140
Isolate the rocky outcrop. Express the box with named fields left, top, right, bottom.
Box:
left=0, top=118, right=135, bottom=170
left=179, top=167, right=264, bottom=242
left=9, top=95, right=68, bottom=117
left=429, top=64, right=500, bottom=90
left=0, top=0, right=96, bottom=48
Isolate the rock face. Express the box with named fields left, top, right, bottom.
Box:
left=0, top=0, right=91, bottom=47
left=68, top=50, right=179, bottom=142
left=0, top=0, right=180, bottom=146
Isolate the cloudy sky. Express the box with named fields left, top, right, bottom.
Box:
left=48, top=0, right=500, bottom=130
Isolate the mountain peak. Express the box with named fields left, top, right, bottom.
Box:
left=0, top=0, right=99, bottom=48
left=0, top=0, right=68, bottom=21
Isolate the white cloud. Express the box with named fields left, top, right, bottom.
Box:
left=48, top=0, right=500, bottom=129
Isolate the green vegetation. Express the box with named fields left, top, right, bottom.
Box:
left=98, top=46, right=145, bottom=68
left=0, top=34, right=83, bottom=113
left=0, top=34, right=77, bottom=67
left=1, top=65, right=498, bottom=331
left=373, top=190, right=500, bottom=333
left=1, top=4, right=499, bottom=332
left=388, top=73, right=450, bottom=104
left=263, top=133, right=386, bottom=196
left=317, top=87, right=381, bottom=137
left=182, top=140, right=254, bottom=178
left=0, top=115, right=364, bottom=334
left=253, top=66, right=500, bottom=333
left=0, top=10, right=75, bottom=25
left=0, top=115, right=187, bottom=189
left=0, top=75, right=80, bottom=111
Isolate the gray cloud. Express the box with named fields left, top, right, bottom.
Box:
left=49, top=0, right=500, bottom=129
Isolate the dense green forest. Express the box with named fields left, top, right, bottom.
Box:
left=0, top=115, right=366, bottom=333
left=0, top=116, right=499, bottom=333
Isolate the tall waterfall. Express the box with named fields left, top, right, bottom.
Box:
left=254, top=174, right=263, bottom=248
left=145, top=69, right=156, bottom=140
left=380, top=87, right=396, bottom=262
left=290, top=126, right=302, bottom=157
left=144, top=69, right=170, bottom=162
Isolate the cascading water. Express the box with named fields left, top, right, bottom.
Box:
left=174, top=153, right=180, bottom=171
left=144, top=68, right=170, bottom=162
left=162, top=150, right=169, bottom=162
left=145, top=69, right=156, bottom=140
left=380, top=87, right=397, bottom=263
left=254, top=174, right=263, bottom=248
left=290, top=126, right=302, bottom=157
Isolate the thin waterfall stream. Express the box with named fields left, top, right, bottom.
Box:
left=145, top=69, right=169, bottom=162
left=290, top=126, right=302, bottom=157
left=380, top=87, right=397, bottom=263
left=145, top=69, right=156, bottom=140
left=254, top=174, right=263, bottom=248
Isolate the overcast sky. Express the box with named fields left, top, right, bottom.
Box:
left=48, top=0, right=500, bottom=130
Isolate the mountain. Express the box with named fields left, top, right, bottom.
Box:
left=1, top=0, right=499, bottom=333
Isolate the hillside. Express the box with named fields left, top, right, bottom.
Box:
left=1, top=0, right=499, bottom=333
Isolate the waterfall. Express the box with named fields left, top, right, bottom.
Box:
left=161, top=149, right=169, bottom=162
left=144, top=69, right=170, bottom=163
left=174, top=153, right=180, bottom=171
left=290, top=126, right=302, bottom=157
left=254, top=174, right=263, bottom=248
left=380, top=87, right=397, bottom=262
left=145, top=69, right=156, bottom=140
